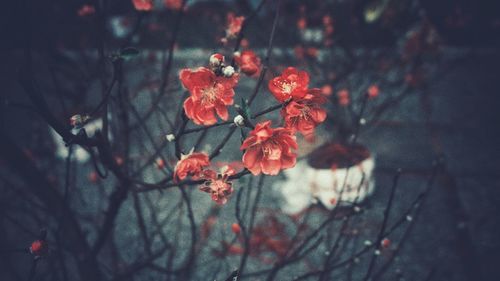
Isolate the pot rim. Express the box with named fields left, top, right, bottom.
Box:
left=307, top=142, right=372, bottom=170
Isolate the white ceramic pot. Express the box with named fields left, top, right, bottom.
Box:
left=50, top=117, right=112, bottom=163
left=276, top=143, right=375, bottom=215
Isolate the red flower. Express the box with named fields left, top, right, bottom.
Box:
left=337, top=89, right=350, bottom=106
left=226, top=13, right=245, bottom=38
left=30, top=240, right=48, bottom=257
left=282, top=88, right=327, bottom=137
left=180, top=67, right=239, bottom=125
left=367, top=84, right=380, bottom=99
left=77, top=5, right=95, bottom=17
left=164, top=0, right=182, bottom=10
left=132, top=0, right=153, bottom=11
left=241, top=121, right=298, bottom=175
left=174, top=152, right=210, bottom=182
left=268, top=67, right=309, bottom=103
left=234, top=50, right=261, bottom=76
left=199, top=166, right=235, bottom=205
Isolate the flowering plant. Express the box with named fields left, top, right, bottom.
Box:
left=2, top=0, right=447, bottom=280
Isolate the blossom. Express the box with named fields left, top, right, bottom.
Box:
left=241, top=121, right=298, bottom=175
left=226, top=13, right=245, bottom=38
left=282, top=88, right=327, bottom=137
left=337, top=89, right=350, bottom=106
left=132, top=0, right=153, bottom=11
left=77, top=5, right=95, bottom=17
left=234, top=50, right=261, bottom=76
left=180, top=67, right=239, bottom=125
left=268, top=67, right=309, bottom=103
left=367, top=84, right=380, bottom=99
left=199, top=166, right=235, bottom=205
left=173, top=152, right=210, bottom=182
left=164, top=0, right=182, bottom=10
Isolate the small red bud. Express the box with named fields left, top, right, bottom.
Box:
left=367, top=85, right=380, bottom=99
left=156, top=158, right=165, bottom=169
left=381, top=238, right=391, bottom=249
left=88, top=171, right=99, bottom=183
left=115, top=156, right=124, bottom=166
left=321, top=85, right=333, bottom=96
left=30, top=240, right=48, bottom=257
left=231, top=223, right=241, bottom=235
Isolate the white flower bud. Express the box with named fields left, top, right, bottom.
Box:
left=233, top=115, right=245, bottom=127
left=166, top=134, right=176, bottom=142
left=222, top=65, right=235, bottom=77
left=209, top=53, right=224, bottom=67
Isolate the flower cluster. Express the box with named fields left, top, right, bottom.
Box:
left=178, top=49, right=327, bottom=200
left=238, top=67, right=327, bottom=175
left=173, top=151, right=240, bottom=205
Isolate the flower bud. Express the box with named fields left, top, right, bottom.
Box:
left=156, top=158, right=165, bottom=169
left=166, top=134, right=176, bottom=142
left=30, top=240, right=48, bottom=257
left=209, top=53, right=225, bottom=68
left=222, top=65, right=235, bottom=77
left=231, top=223, right=241, bottom=235
left=233, top=115, right=245, bottom=127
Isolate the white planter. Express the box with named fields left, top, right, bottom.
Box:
left=50, top=117, right=112, bottom=163
left=276, top=143, right=375, bottom=215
